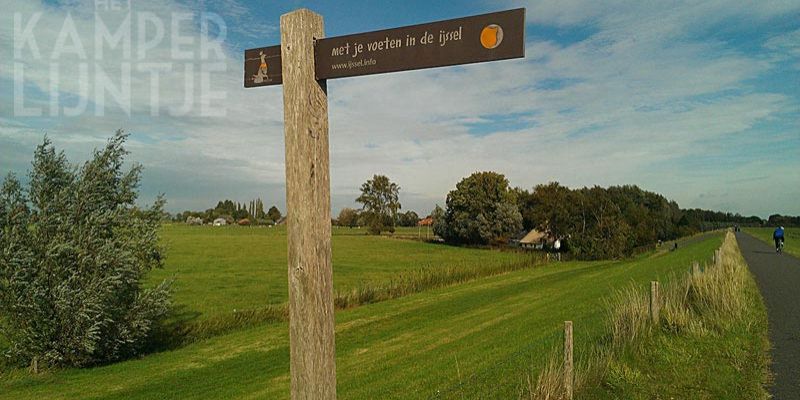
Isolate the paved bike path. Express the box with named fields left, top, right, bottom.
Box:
left=736, top=232, right=800, bottom=399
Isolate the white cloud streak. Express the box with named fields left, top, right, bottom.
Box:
left=1, top=0, right=798, bottom=217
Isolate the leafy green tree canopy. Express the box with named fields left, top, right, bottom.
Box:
left=267, top=205, right=282, bottom=223
left=356, top=175, right=401, bottom=235
left=397, top=210, right=420, bottom=227
left=436, top=171, right=522, bottom=245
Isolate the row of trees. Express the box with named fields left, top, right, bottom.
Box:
left=767, top=214, right=800, bottom=227
left=431, top=171, right=767, bottom=260
left=175, top=199, right=282, bottom=225
left=512, top=183, right=685, bottom=259
left=335, top=207, right=420, bottom=230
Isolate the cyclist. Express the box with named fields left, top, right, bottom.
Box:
left=774, top=226, right=785, bottom=253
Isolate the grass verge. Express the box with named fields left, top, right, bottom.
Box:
left=523, top=231, right=770, bottom=399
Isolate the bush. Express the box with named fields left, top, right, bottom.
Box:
left=0, top=132, right=171, bottom=369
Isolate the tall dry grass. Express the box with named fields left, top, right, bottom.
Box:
left=523, top=231, right=753, bottom=399
left=519, top=346, right=608, bottom=400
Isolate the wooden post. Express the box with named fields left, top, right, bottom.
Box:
left=30, top=356, right=38, bottom=374
left=281, top=9, right=336, bottom=400
left=692, top=261, right=700, bottom=275
left=715, top=249, right=721, bottom=266
left=650, top=281, right=660, bottom=324
left=564, top=321, right=573, bottom=400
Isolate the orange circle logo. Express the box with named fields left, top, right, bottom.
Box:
left=480, top=24, right=503, bottom=49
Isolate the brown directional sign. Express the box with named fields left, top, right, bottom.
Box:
left=316, top=8, right=525, bottom=80
left=244, top=8, right=525, bottom=88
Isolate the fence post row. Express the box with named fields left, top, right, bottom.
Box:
left=564, top=321, right=574, bottom=400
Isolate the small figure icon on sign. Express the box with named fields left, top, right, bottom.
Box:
left=480, top=24, right=503, bottom=49
left=252, top=51, right=271, bottom=84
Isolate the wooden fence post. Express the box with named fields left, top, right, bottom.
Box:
left=281, top=9, right=337, bottom=400
left=650, top=281, right=660, bottom=324
left=564, top=321, right=573, bottom=400
left=30, top=356, right=38, bottom=374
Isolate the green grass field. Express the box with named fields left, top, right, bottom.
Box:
left=154, top=224, right=524, bottom=321
left=743, top=227, right=799, bottom=257
left=0, top=231, right=725, bottom=399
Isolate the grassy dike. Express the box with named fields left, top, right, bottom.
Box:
left=1, top=234, right=723, bottom=399
left=556, top=231, right=771, bottom=399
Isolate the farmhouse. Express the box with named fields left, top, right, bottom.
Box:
left=418, top=216, right=433, bottom=226
left=519, top=229, right=553, bottom=250
left=213, top=217, right=227, bottom=226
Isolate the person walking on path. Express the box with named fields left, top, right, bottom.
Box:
left=774, top=226, right=785, bottom=253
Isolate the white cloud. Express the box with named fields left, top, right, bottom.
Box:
left=1, top=0, right=798, bottom=217
left=765, top=28, right=800, bottom=69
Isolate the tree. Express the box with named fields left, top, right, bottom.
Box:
left=397, top=210, right=420, bottom=227
left=513, top=187, right=537, bottom=231
left=232, top=206, right=249, bottom=221
left=525, top=182, right=575, bottom=240
left=431, top=204, right=446, bottom=238
left=437, top=171, right=522, bottom=245
left=267, top=205, right=282, bottom=223
left=255, top=198, right=265, bottom=220
left=517, top=182, right=689, bottom=259
left=337, top=208, right=359, bottom=228
left=0, top=132, right=172, bottom=369
left=768, top=214, right=800, bottom=227
left=356, top=175, right=401, bottom=235
left=568, top=187, right=633, bottom=259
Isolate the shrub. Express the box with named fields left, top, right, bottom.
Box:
left=0, top=132, right=171, bottom=369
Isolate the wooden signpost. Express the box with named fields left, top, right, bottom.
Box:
left=245, top=8, right=525, bottom=399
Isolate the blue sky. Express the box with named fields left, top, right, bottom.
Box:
left=1, top=0, right=798, bottom=218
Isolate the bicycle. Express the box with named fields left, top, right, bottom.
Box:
left=777, top=240, right=784, bottom=255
